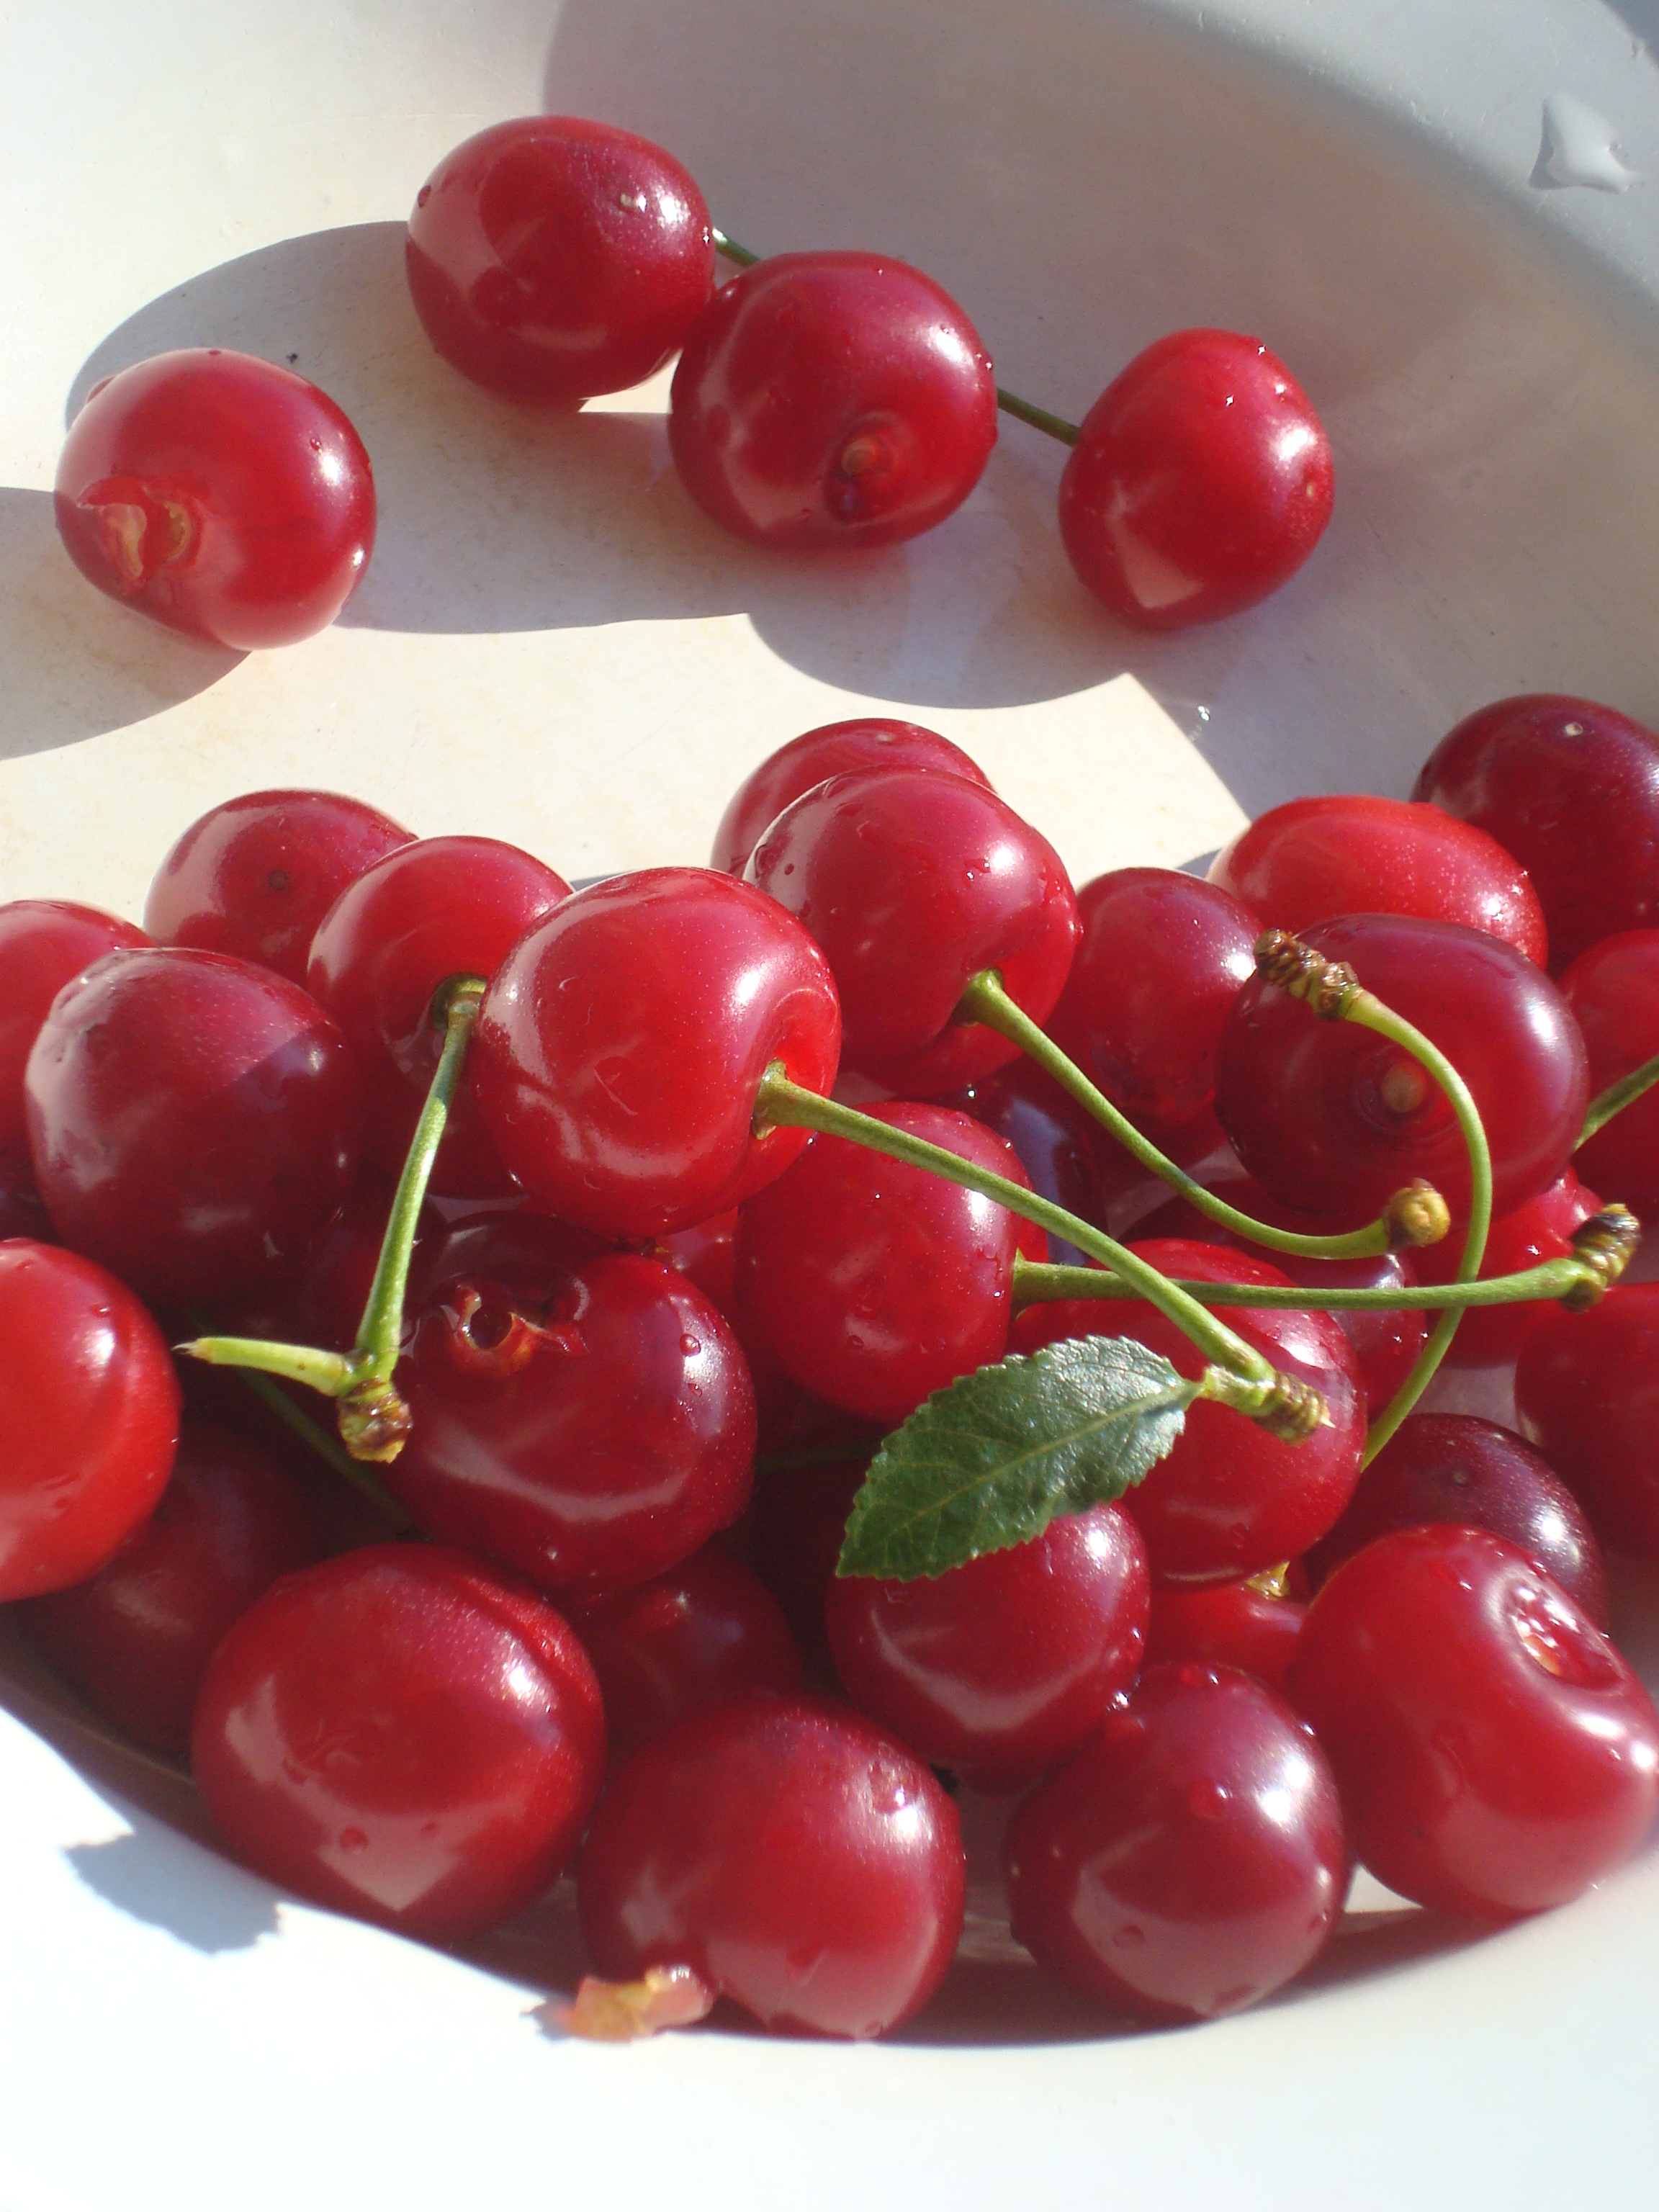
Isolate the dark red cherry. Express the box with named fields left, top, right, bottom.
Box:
left=1058, top=329, right=1333, bottom=629
left=19, top=1416, right=323, bottom=1754
left=669, top=252, right=997, bottom=549
left=826, top=1501, right=1148, bottom=1790
left=0, top=900, right=150, bottom=1184
left=192, top=1545, right=606, bottom=1943
left=406, top=116, right=715, bottom=403
left=577, top=1693, right=965, bottom=2038
left=471, top=867, right=840, bottom=1238
left=1515, top=1285, right=1659, bottom=1563
left=0, top=1241, right=180, bottom=1601
left=711, top=718, right=991, bottom=876
left=1561, top=929, right=1659, bottom=1213
left=745, top=768, right=1079, bottom=1096
left=25, top=947, right=363, bottom=1307
left=1005, top=1663, right=1346, bottom=2020
left=145, top=790, right=412, bottom=985
left=1287, top=1527, right=1659, bottom=1915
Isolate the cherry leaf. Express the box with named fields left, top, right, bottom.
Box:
left=837, top=1335, right=1198, bottom=1582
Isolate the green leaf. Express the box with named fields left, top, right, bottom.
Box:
left=837, top=1334, right=1199, bottom=1582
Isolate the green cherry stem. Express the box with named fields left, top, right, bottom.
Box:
left=1578, top=1049, right=1659, bottom=1144
left=754, top=1064, right=1295, bottom=1416
left=179, top=974, right=490, bottom=1464
left=994, top=387, right=1080, bottom=444
left=956, top=968, right=1448, bottom=1260
left=711, top=228, right=760, bottom=268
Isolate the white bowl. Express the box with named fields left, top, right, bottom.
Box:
left=4, top=2, right=1659, bottom=2204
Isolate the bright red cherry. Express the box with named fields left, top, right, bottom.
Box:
left=711, top=718, right=991, bottom=876
left=307, top=834, right=571, bottom=1196
left=1561, top=929, right=1659, bottom=1213
left=472, top=868, right=840, bottom=1238
left=19, top=1417, right=322, bottom=1753
left=1058, top=329, right=1333, bottom=629
left=669, top=252, right=997, bottom=549
left=1213, top=913, right=1589, bottom=1226
left=25, top=948, right=364, bottom=1307
left=0, top=900, right=150, bottom=1185
left=1209, top=795, right=1548, bottom=963
left=1011, top=1239, right=1365, bottom=1585
left=0, top=1242, right=180, bottom=1601
left=1515, top=1285, right=1659, bottom=1563
left=1409, top=1168, right=1603, bottom=1369
left=1005, top=1663, right=1346, bottom=2021
left=192, top=1545, right=606, bottom=1943
left=1288, top=1527, right=1659, bottom=1916
left=145, top=789, right=412, bottom=985
left=1413, top=694, right=1659, bottom=971
left=827, top=1502, right=1148, bottom=1790
left=55, top=350, right=375, bottom=649
left=577, top=1694, right=965, bottom=2038
left=407, top=116, right=715, bottom=403
left=745, top=768, right=1079, bottom=1096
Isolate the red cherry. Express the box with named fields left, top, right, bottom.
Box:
left=1209, top=795, right=1548, bottom=963
left=1409, top=1168, right=1603, bottom=1369
left=1058, top=328, right=1333, bottom=628
left=472, top=867, right=840, bottom=1238
left=145, top=789, right=412, bottom=986
left=669, top=252, right=997, bottom=549
left=1514, top=1285, right=1659, bottom=1563
left=1144, top=1582, right=1305, bottom=1696
left=1287, top=1527, right=1659, bottom=1916
left=0, top=1242, right=180, bottom=1601
left=25, top=947, right=364, bottom=1307
left=19, top=1416, right=323, bottom=1753
left=711, top=718, right=991, bottom=876
left=745, top=768, right=1079, bottom=1096
left=827, top=1501, right=1148, bottom=1790
left=1005, top=1663, right=1346, bottom=2020
left=1560, top=929, right=1659, bottom=1213
left=406, top=116, right=715, bottom=403
left=55, top=350, right=375, bottom=649
left=192, top=1545, right=606, bottom=1943
left=577, top=1693, right=965, bottom=2038
left=0, top=899, right=150, bottom=1179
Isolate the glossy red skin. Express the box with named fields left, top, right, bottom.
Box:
left=711, top=719, right=992, bottom=876
left=1012, top=1240, right=1365, bottom=1584
left=1515, top=1285, right=1659, bottom=1562
left=472, top=867, right=840, bottom=1238
left=1305, top=1412, right=1608, bottom=1627
left=1410, top=1168, right=1602, bottom=1369
left=1287, top=1527, right=1659, bottom=1915
left=1562, top=930, right=1659, bottom=1211
left=827, top=1502, right=1148, bottom=1791
left=25, top=947, right=363, bottom=1307
left=1046, top=867, right=1256, bottom=1134
left=308, top=835, right=571, bottom=1196
left=1413, top=693, right=1659, bottom=972
left=1210, top=795, right=1547, bottom=964
left=577, top=1693, right=965, bottom=2038
left=734, top=1102, right=1021, bottom=1426
left=1214, top=913, right=1589, bottom=1226
left=0, top=900, right=150, bottom=1172
left=669, top=252, right=997, bottom=549
left=55, top=350, right=375, bottom=649
left=572, top=1545, right=802, bottom=1761
left=406, top=116, right=714, bottom=403
left=746, top=768, right=1079, bottom=1096
left=19, top=1417, right=323, bottom=1753
left=1145, top=1583, right=1305, bottom=1696
left=1058, top=330, right=1333, bottom=629
left=389, top=1252, right=755, bottom=1604
left=1005, top=1663, right=1346, bottom=2021
left=192, top=1545, right=606, bottom=1943
left=407, top=1193, right=616, bottom=1314
left=145, top=789, right=412, bottom=986
left=0, top=1243, right=180, bottom=1600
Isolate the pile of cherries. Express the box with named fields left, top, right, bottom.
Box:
left=52, top=114, right=1334, bottom=650
left=5, top=683, right=1659, bottom=2041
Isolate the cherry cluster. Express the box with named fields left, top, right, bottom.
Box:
left=52, top=114, right=1334, bottom=649
left=4, top=687, right=1659, bottom=2041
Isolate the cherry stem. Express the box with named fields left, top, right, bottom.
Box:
left=956, top=969, right=1443, bottom=1261
left=754, top=1064, right=1280, bottom=1396
left=1015, top=1251, right=1600, bottom=1313
left=177, top=974, right=489, bottom=1465
left=711, top=228, right=760, bottom=268
left=1579, top=1049, right=1659, bottom=1143
left=994, top=386, right=1080, bottom=445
